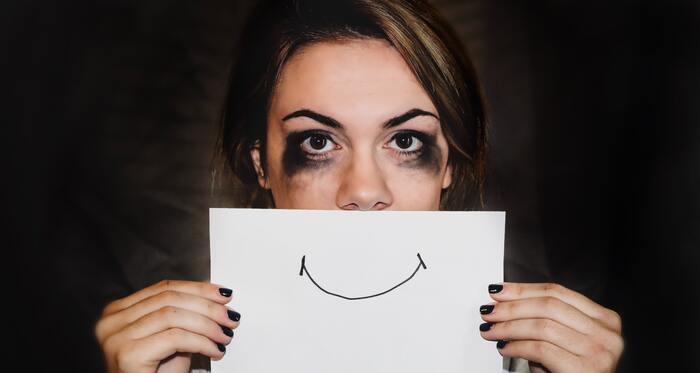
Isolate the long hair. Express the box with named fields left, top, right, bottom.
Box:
left=218, top=0, right=488, bottom=210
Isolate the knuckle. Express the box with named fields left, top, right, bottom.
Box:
left=207, top=300, right=222, bottom=316
left=157, top=279, right=170, bottom=290
left=203, top=319, right=220, bottom=337
left=594, top=350, right=616, bottom=370
left=616, top=335, right=625, bottom=354
left=165, top=327, right=185, bottom=340
left=584, top=339, right=606, bottom=357
left=158, top=279, right=179, bottom=291
left=158, top=305, right=179, bottom=320
left=114, top=349, right=133, bottom=371
left=161, top=290, right=182, bottom=304
left=534, top=318, right=549, bottom=330
left=531, top=341, right=550, bottom=357
left=511, top=283, right=523, bottom=297
left=95, top=314, right=119, bottom=344
left=114, top=349, right=126, bottom=369
left=543, top=283, right=563, bottom=297
left=502, top=301, right=517, bottom=316
left=102, top=333, right=121, bottom=356
left=536, top=319, right=554, bottom=339
left=605, top=309, right=623, bottom=331
left=595, top=328, right=625, bottom=355
left=494, top=320, right=510, bottom=334
left=541, top=296, right=558, bottom=311
left=608, top=333, right=625, bottom=355
left=196, top=281, right=209, bottom=293
left=188, top=311, right=208, bottom=329
left=94, top=318, right=107, bottom=342
left=101, top=298, right=124, bottom=317
left=115, top=344, right=136, bottom=371
left=173, top=327, right=187, bottom=338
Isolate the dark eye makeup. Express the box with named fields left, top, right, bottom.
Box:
left=388, top=130, right=430, bottom=156
left=282, top=130, right=337, bottom=175
left=389, top=130, right=441, bottom=173
left=281, top=129, right=442, bottom=177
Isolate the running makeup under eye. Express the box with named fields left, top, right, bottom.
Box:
left=386, top=130, right=441, bottom=173
left=282, top=130, right=339, bottom=175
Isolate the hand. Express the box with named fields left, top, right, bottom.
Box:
left=479, top=282, right=623, bottom=373
left=95, top=280, right=241, bottom=373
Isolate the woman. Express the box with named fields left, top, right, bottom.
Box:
left=95, top=0, right=624, bottom=372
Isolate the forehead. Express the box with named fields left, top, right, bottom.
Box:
left=270, top=39, right=435, bottom=123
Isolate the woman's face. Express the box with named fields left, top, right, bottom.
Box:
left=250, top=39, right=452, bottom=210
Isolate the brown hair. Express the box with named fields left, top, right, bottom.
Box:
left=218, top=0, right=488, bottom=210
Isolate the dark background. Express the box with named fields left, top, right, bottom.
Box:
left=8, top=0, right=699, bottom=371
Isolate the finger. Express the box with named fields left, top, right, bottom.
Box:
left=117, top=328, right=226, bottom=371
left=489, top=282, right=621, bottom=332
left=99, top=290, right=241, bottom=341
left=480, top=297, right=608, bottom=336
left=120, top=306, right=234, bottom=345
left=480, top=318, right=593, bottom=357
left=496, top=339, right=581, bottom=373
left=103, top=280, right=233, bottom=316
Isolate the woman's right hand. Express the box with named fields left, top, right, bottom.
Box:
left=95, top=280, right=241, bottom=373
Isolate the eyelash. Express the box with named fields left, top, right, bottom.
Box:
left=297, top=131, right=338, bottom=161
left=386, top=131, right=426, bottom=158
left=293, top=130, right=428, bottom=161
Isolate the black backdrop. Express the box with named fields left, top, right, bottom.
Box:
left=8, top=0, right=700, bottom=371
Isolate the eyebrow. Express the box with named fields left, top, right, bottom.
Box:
left=281, top=108, right=438, bottom=129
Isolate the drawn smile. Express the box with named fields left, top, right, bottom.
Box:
left=298, top=253, right=427, bottom=300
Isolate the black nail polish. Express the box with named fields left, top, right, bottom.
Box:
left=480, top=305, right=494, bottom=314
left=479, top=322, right=492, bottom=332
left=228, top=310, right=241, bottom=322
left=221, top=325, right=233, bottom=337
left=497, top=340, right=508, bottom=349
left=488, top=284, right=503, bottom=294
left=219, top=288, right=233, bottom=297
left=217, top=343, right=226, bottom=352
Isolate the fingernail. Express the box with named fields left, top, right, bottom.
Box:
left=488, top=284, right=503, bottom=294
left=497, top=340, right=508, bottom=349
left=479, top=322, right=492, bottom=332
left=221, top=325, right=234, bottom=337
left=480, top=304, right=495, bottom=315
left=219, top=288, right=233, bottom=297
left=217, top=343, right=226, bottom=352
left=228, top=310, right=241, bottom=322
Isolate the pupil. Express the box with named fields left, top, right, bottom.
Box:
left=310, top=135, right=326, bottom=150
left=397, top=134, right=413, bottom=149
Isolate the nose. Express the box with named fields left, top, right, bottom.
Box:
left=336, top=151, right=393, bottom=210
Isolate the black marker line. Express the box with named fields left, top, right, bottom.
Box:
left=298, top=253, right=427, bottom=300
left=417, top=253, right=427, bottom=270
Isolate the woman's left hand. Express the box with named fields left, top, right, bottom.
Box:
left=479, top=282, right=624, bottom=373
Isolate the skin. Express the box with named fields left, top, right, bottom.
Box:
left=95, top=39, right=623, bottom=373
left=251, top=39, right=452, bottom=211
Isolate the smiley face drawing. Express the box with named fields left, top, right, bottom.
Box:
left=298, top=253, right=427, bottom=300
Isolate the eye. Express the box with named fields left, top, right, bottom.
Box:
left=388, top=132, right=423, bottom=153
left=300, top=133, right=337, bottom=155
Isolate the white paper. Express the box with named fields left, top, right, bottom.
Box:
left=210, top=208, right=505, bottom=373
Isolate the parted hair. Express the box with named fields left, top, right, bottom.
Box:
left=218, top=0, right=488, bottom=210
